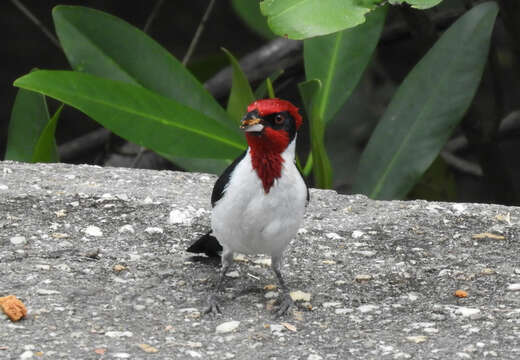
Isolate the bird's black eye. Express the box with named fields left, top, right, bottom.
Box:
left=274, top=114, right=285, bottom=125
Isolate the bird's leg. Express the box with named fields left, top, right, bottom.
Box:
left=204, top=249, right=233, bottom=316
left=271, top=253, right=293, bottom=317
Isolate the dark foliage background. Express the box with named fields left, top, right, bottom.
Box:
left=2, top=0, right=520, bottom=205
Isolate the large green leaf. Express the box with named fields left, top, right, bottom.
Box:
left=231, top=0, right=275, bottom=39
left=52, top=5, right=234, bottom=129
left=5, top=87, right=50, bottom=161
left=260, top=0, right=380, bottom=39
left=299, top=79, right=332, bottom=188
left=388, top=0, right=443, bottom=10
left=32, top=105, right=63, bottom=163
left=353, top=2, right=499, bottom=199
left=223, top=48, right=255, bottom=124
left=304, top=6, right=386, bottom=124
left=14, top=71, right=246, bottom=160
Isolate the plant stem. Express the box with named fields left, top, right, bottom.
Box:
left=10, top=0, right=60, bottom=49
left=182, top=0, right=216, bottom=65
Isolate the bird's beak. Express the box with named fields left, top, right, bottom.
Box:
left=240, top=116, right=264, bottom=133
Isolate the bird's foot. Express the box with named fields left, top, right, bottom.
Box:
left=203, top=293, right=222, bottom=317
left=273, top=292, right=293, bottom=318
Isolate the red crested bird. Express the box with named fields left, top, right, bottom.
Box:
left=187, top=98, right=309, bottom=316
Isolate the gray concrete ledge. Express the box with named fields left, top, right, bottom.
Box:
left=1, top=161, right=520, bottom=359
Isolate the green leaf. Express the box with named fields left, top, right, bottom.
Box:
left=222, top=48, right=255, bottom=124
left=254, top=69, right=284, bottom=99
left=407, top=156, right=456, bottom=201
left=231, top=0, right=275, bottom=39
left=299, top=79, right=332, bottom=188
left=260, top=0, right=380, bottom=39
left=353, top=2, right=499, bottom=199
left=52, top=5, right=234, bottom=129
left=14, top=70, right=246, bottom=160
left=5, top=87, right=50, bottom=162
left=388, top=0, right=443, bottom=10
left=32, top=105, right=63, bottom=163
left=304, top=6, right=386, bottom=123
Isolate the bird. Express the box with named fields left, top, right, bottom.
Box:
left=187, top=98, right=309, bottom=317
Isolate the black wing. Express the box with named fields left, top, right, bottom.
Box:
left=187, top=150, right=247, bottom=257
left=211, top=150, right=247, bottom=207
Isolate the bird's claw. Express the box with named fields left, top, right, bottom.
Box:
left=273, top=292, right=293, bottom=318
left=203, top=294, right=222, bottom=317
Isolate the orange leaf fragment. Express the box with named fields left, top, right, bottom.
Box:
left=454, top=290, right=468, bottom=298
left=0, top=295, right=27, bottom=321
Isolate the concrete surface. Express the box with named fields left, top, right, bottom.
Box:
left=1, top=161, right=520, bottom=359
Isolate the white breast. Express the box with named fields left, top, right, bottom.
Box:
left=211, top=139, right=307, bottom=256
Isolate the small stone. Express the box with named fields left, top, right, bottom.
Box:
left=322, top=260, right=336, bottom=265
left=113, top=353, right=131, bottom=359
left=113, top=264, right=127, bottom=272
left=352, top=230, right=364, bottom=239
left=134, top=304, right=146, bottom=311
left=36, top=289, right=60, bottom=295
left=481, top=268, right=495, bottom=275
left=105, top=331, right=133, bottom=338
left=34, top=264, right=50, bottom=271
left=216, top=320, right=240, bottom=334
left=186, top=350, right=202, bottom=358
left=455, top=307, right=480, bottom=317
left=168, top=209, right=192, bottom=225
left=406, top=335, right=427, bottom=343
left=452, top=203, right=466, bottom=213
left=297, top=228, right=308, bottom=235
left=335, top=308, right=352, bottom=315
left=270, top=324, right=284, bottom=333
left=253, top=257, right=271, bottom=267
left=457, top=353, right=471, bottom=359
left=145, top=227, right=163, bottom=234
left=118, top=225, right=135, bottom=234
left=355, top=274, right=373, bottom=282
left=307, top=354, right=323, bottom=360
left=423, top=327, right=439, bottom=334
left=54, top=209, right=66, bottom=218
left=290, top=290, right=311, bottom=302
left=84, top=226, right=103, bottom=237
left=10, top=236, right=26, bottom=246
left=408, top=292, right=420, bottom=302
left=225, top=271, right=240, bottom=278
left=137, top=344, right=158, bottom=353
left=508, top=283, right=520, bottom=291
left=325, top=232, right=342, bottom=240
left=358, top=304, right=379, bottom=313
left=393, top=353, right=412, bottom=359
left=264, top=291, right=278, bottom=299
left=20, top=350, right=33, bottom=360
left=322, top=302, right=341, bottom=308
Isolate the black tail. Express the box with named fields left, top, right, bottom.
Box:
left=186, top=232, right=222, bottom=258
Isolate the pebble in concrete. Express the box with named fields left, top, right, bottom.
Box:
left=10, top=236, right=26, bottom=246
left=216, top=321, right=240, bottom=334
